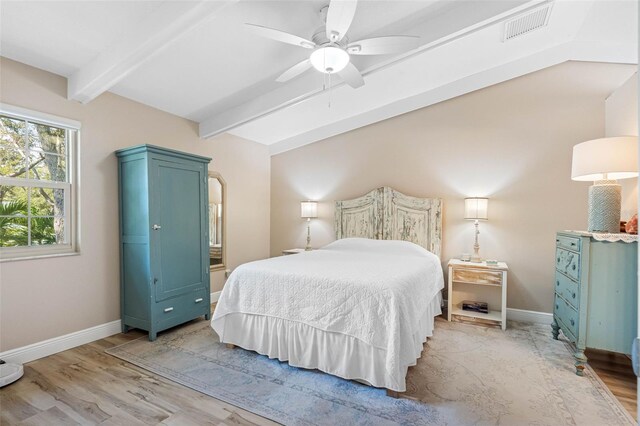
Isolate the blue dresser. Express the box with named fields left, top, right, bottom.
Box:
left=116, top=145, right=211, bottom=341
left=552, top=231, right=637, bottom=375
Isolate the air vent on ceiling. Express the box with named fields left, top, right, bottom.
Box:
left=503, top=4, right=552, bottom=42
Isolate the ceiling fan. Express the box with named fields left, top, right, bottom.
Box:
left=245, top=0, right=419, bottom=89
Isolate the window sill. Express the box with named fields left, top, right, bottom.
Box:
left=0, top=248, right=80, bottom=263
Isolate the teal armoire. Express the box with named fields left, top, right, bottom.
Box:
left=116, top=145, right=211, bottom=341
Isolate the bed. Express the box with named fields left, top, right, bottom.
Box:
left=211, top=187, right=444, bottom=394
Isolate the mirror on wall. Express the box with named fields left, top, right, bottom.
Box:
left=208, top=172, right=225, bottom=270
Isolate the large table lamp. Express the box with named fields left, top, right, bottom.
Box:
left=464, top=197, right=489, bottom=263
left=571, top=136, right=638, bottom=233
left=300, top=201, right=318, bottom=250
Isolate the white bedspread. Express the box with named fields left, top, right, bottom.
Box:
left=211, top=238, right=444, bottom=389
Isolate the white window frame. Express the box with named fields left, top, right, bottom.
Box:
left=0, top=104, right=80, bottom=261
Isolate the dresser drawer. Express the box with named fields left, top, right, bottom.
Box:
left=556, top=235, right=580, bottom=252
left=554, top=272, right=579, bottom=309
left=554, top=293, right=579, bottom=339
left=555, top=248, right=580, bottom=281
left=154, top=289, right=209, bottom=327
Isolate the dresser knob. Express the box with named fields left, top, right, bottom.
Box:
left=556, top=280, right=560, bottom=287
left=570, top=319, right=575, bottom=326
left=164, top=307, right=174, bottom=313
left=195, top=298, right=203, bottom=303
left=572, top=292, right=576, bottom=299
left=555, top=304, right=559, bottom=310
left=572, top=264, right=576, bottom=270
left=557, top=257, right=560, bottom=262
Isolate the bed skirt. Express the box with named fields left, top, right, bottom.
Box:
left=211, top=292, right=442, bottom=392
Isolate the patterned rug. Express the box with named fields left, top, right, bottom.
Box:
left=106, top=318, right=635, bottom=426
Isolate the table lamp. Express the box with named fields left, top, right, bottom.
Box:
left=571, top=136, right=638, bottom=233
left=464, top=197, right=489, bottom=262
left=300, top=201, right=318, bottom=250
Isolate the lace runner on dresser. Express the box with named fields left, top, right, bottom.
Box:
left=591, top=233, right=638, bottom=243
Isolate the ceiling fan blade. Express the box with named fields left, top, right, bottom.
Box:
left=245, top=23, right=316, bottom=49
left=347, top=36, right=420, bottom=55
left=337, top=62, right=364, bottom=88
left=325, top=0, right=358, bottom=42
left=276, top=59, right=313, bottom=82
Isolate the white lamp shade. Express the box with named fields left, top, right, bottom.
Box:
left=464, top=198, right=489, bottom=220
left=310, top=47, right=349, bottom=73
left=571, top=136, right=638, bottom=181
left=300, top=201, right=318, bottom=219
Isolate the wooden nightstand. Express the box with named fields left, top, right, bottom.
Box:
left=282, top=248, right=308, bottom=255
left=447, top=259, right=508, bottom=330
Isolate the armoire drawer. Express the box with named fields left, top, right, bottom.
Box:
left=554, top=271, right=579, bottom=310
left=554, top=293, right=579, bottom=339
left=555, top=248, right=580, bottom=282
left=154, top=289, right=209, bottom=326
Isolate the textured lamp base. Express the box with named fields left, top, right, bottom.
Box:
left=588, top=181, right=621, bottom=233
left=305, top=219, right=312, bottom=250
left=470, top=220, right=482, bottom=263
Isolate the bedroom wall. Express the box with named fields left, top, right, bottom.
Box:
left=0, top=58, right=271, bottom=352
left=605, top=72, right=638, bottom=220
left=270, top=61, right=636, bottom=314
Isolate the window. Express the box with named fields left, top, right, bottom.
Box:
left=0, top=105, right=79, bottom=260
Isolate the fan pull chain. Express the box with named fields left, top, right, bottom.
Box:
left=328, top=72, right=332, bottom=109
left=321, top=72, right=332, bottom=109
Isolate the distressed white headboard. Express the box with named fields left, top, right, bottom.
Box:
left=335, top=187, right=443, bottom=257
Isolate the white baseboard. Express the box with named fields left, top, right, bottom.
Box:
left=211, top=290, right=221, bottom=303
left=0, top=320, right=122, bottom=365
left=506, top=308, right=553, bottom=325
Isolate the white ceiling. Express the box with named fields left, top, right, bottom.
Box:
left=1, top=0, right=637, bottom=154
left=1, top=1, right=164, bottom=76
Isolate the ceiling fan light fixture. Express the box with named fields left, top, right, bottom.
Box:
left=310, top=46, right=349, bottom=74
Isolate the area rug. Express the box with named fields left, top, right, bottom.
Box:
left=106, top=318, right=635, bottom=426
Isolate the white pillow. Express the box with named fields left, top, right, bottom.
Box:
left=322, top=237, right=432, bottom=258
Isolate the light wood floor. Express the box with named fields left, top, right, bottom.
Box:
left=0, top=329, right=277, bottom=426
left=585, top=348, right=637, bottom=421
left=1, top=318, right=636, bottom=425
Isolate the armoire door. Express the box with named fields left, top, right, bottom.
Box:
left=150, top=158, right=207, bottom=301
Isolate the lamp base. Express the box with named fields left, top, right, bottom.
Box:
left=588, top=181, right=621, bottom=233
left=305, top=219, right=312, bottom=250
left=470, top=220, right=482, bottom=263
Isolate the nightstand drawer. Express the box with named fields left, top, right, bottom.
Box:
left=451, top=268, right=502, bottom=286
left=554, top=293, right=579, bottom=338
left=555, top=271, right=579, bottom=309
left=555, top=248, right=580, bottom=281
left=556, top=235, right=580, bottom=252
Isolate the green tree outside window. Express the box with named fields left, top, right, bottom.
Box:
left=0, top=115, right=69, bottom=247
